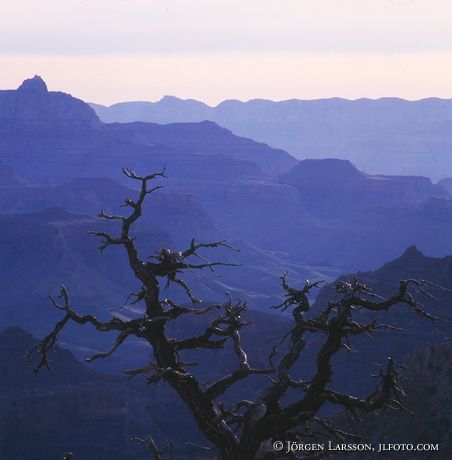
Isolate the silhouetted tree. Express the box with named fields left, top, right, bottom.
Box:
left=30, top=169, right=445, bottom=460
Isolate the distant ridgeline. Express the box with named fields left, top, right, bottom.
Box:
left=0, top=78, right=450, bottom=309
left=1, top=78, right=452, bottom=459
left=92, top=93, right=452, bottom=181
left=0, top=77, right=451, bottom=371
left=0, top=76, right=296, bottom=182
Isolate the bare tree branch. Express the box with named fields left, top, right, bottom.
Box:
left=29, top=169, right=448, bottom=460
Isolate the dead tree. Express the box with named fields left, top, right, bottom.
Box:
left=29, top=169, right=445, bottom=460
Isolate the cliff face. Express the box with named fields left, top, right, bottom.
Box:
left=0, top=76, right=100, bottom=130
left=167, top=179, right=316, bottom=250
left=0, top=176, right=218, bottom=246
left=127, top=120, right=297, bottom=176
left=280, top=159, right=449, bottom=218
left=334, top=341, right=452, bottom=459
left=0, top=327, right=202, bottom=460
left=329, top=198, right=452, bottom=269
left=312, top=246, right=452, bottom=395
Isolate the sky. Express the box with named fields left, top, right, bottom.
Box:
left=1, top=0, right=452, bottom=105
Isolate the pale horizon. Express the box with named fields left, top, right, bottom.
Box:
left=2, top=1, right=452, bottom=105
